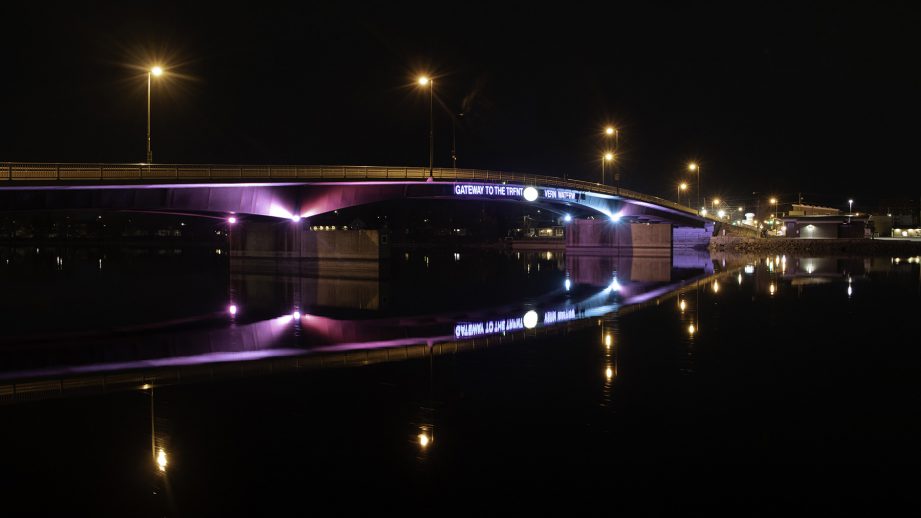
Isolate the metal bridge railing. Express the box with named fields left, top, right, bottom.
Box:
left=0, top=162, right=719, bottom=221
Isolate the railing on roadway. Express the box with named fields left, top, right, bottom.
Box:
left=0, top=162, right=719, bottom=222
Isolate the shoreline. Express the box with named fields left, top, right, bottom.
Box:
left=710, top=236, right=921, bottom=256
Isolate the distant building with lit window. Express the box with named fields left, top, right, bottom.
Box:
left=781, top=215, right=868, bottom=239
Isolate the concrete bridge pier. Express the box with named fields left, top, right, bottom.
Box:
left=565, top=219, right=673, bottom=257
left=673, top=222, right=715, bottom=250
left=229, top=221, right=389, bottom=278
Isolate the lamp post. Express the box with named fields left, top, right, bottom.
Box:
left=418, top=76, right=434, bottom=178
left=146, top=66, right=164, bottom=164
left=602, top=152, right=614, bottom=185
left=848, top=199, right=854, bottom=214
left=678, top=182, right=688, bottom=204
left=605, top=126, right=619, bottom=187
left=770, top=197, right=778, bottom=234
left=688, top=162, right=700, bottom=215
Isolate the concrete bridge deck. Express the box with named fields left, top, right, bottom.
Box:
left=0, top=162, right=721, bottom=223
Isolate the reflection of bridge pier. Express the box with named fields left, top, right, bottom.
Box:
left=229, top=221, right=388, bottom=277
left=566, top=253, right=673, bottom=285
left=231, top=273, right=385, bottom=312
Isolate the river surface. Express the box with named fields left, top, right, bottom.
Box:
left=1, top=245, right=920, bottom=514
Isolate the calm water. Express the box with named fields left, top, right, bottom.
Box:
left=1, top=246, right=920, bottom=514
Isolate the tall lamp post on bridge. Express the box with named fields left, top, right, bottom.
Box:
left=146, top=66, right=164, bottom=164
left=602, top=152, right=614, bottom=185
left=418, top=76, right=434, bottom=178
left=605, top=126, right=619, bottom=186
left=688, top=162, right=700, bottom=215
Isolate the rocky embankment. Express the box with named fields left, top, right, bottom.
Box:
left=709, top=236, right=921, bottom=255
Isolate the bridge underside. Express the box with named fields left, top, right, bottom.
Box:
left=0, top=181, right=709, bottom=227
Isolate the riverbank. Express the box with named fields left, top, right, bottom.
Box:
left=710, top=236, right=921, bottom=255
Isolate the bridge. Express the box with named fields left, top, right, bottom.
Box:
left=0, top=162, right=739, bottom=256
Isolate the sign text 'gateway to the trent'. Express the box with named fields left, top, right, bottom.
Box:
left=454, top=184, right=577, bottom=200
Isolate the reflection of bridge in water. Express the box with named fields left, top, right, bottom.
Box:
left=0, top=251, right=745, bottom=403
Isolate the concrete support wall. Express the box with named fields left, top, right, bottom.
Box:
left=673, top=224, right=713, bottom=249
left=230, top=222, right=388, bottom=277
left=712, top=221, right=759, bottom=238
left=565, top=220, right=672, bottom=257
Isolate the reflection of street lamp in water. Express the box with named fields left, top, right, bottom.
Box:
left=145, top=383, right=168, bottom=474
left=157, top=449, right=168, bottom=472
left=418, top=428, right=432, bottom=448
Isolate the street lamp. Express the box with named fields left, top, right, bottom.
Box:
left=418, top=76, right=434, bottom=178
left=604, top=125, right=619, bottom=148
left=604, top=126, right=619, bottom=187
left=688, top=162, right=700, bottom=214
left=146, top=66, right=164, bottom=164
left=848, top=199, right=854, bottom=214
left=770, top=197, right=778, bottom=234
left=602, top=152, right=614, bottom=185
left=678, top=182, right=688, bottom=204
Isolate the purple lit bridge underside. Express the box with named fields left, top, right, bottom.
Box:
left=0, top=179, right=709, bottom=227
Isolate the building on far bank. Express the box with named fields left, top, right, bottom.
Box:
left=781, top=215, right=869, bottom=239
left=787, top=203, right=841, bottom=217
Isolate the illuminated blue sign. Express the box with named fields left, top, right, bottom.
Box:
left=454, top=184, right=525, bottom=197
left=543, top=189, right=576, bottom=200
left=453, top=184, right=578, bottom=201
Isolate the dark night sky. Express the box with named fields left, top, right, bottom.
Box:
left=2, top=2, right=920, bottom=208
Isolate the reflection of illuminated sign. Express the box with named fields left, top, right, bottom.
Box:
left=454, top=306, right=583, bottom=338
left=543, top=308, right=576, bottom=324
left=455, top=317, right=525, bottom=338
